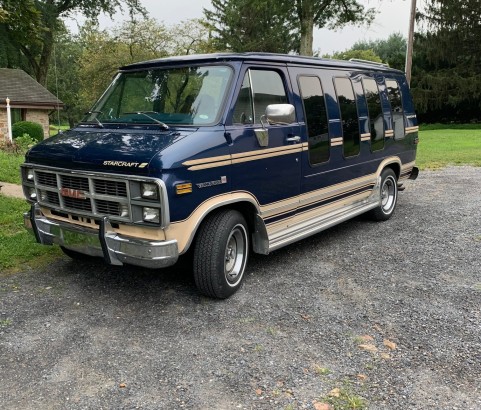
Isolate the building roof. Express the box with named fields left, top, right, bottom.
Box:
left=0, top=68, right=63, bottom=109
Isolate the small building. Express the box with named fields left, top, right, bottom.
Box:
left=0, top=68, right=63, bottom=142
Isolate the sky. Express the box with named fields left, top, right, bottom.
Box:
left=67, top=0, right=419, bottom=55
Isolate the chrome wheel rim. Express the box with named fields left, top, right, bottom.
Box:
left=381, top=175, right=397, bottom=214
left=224, top=224, right=247, bottom=287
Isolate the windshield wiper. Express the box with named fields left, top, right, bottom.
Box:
left=83, top=111, right=104, bottom=128
left=123, top=111, right=169, bottom=130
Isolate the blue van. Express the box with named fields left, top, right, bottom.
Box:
left=22, top=53, right=419, bottom=298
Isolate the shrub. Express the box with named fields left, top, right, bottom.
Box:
left=12, top=121, right=44, bottom=142
left=14, top=134, right=37, bottom=152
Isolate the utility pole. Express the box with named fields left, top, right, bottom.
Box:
left=405, top=0, right=417, bottom=85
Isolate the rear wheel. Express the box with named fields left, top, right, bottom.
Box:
left=369, top=168, right=398, bottom=221
left=193, top=209, right=249, bottom=299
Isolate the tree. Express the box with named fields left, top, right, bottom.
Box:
left=326, top=48, right=382, bottom=63
left=45, top=28, right=84, bottom=128
left=350, top=33, right=407, bottom=70
left=204, top=0, right=299, bottom=53
left=411, top=0, right=481, bottom=122
left=204, top=0, right=375, bottom=56
left=0, top=0, right=145, bottom=85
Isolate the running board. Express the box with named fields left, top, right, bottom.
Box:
left=268, top=192, right=380, bottom=253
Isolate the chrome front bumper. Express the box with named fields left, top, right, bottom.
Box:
left=24, top=204, right=178, bottom=269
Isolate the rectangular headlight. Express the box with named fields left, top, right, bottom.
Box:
left=142, top=207, right=160, bottom=224
left=141, top=182, right=159, bottom=200
left=26, top=168, right=34, bottom=181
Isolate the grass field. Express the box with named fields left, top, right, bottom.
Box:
left=0, top=151, right=24, bottom=184
left=416, top=124, right=481, bottom=169
left=0, top=195, right=61, bottom=273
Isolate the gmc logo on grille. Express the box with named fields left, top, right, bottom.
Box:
left=60, top=188, right=87, bottom=200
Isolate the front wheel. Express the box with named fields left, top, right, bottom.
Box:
left=193, top=209, right=249, bottom=299
left=369, top=168, right=398, bottom=221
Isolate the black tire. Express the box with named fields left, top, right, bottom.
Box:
left=369, top=168, right=398, bottom=221
left=193, top=209, right=249, bottom=299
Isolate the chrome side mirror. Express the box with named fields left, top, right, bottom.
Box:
left=254, top=104, right=296, bottom=147
left=265, top=104, right=296, bottom=125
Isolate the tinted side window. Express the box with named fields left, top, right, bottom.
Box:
left=334, top=77, right=360, bottom=157
left=299, top=76, right=329, bottom=165
left=362, top=77, right=385, bottom=151
left=233, top=70, right=288, bottom=125
left=386, top=79, right=405, bottom=140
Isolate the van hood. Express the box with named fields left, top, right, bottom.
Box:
left=26, top=127, right=194, bottom=175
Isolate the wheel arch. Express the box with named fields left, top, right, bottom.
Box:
left=376, top=157, right=401, bottom=180
left=166, top=193, right=268, bottom=255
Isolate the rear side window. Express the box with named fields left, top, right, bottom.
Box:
left=362, top=77, right=385, bottom=151
left=298, top=76, right=329, bottom=165
left=334, top=77, right=360, bottom=157
left=386, top=79, right=405, bottom=140
left=233, top=69, right=287, bottom=125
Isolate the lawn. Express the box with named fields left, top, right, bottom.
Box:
left=416, top=124, right=481, bottom=169
left=0, top=151, right=24, bottom=185
left=0, top=194, right=61, bottom=273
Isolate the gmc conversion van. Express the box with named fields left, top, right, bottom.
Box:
left=22, top=53, right=419, bottom=298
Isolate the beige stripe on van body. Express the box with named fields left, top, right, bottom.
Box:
left=331, top=137, right=343, bottom=147
left=405, top=126, right=419, bottom=134
left=385, top=130, right=394, bottom=138
left=360, top=133, right=371, bottom=142
left=182, top=144, right=302, bottom=171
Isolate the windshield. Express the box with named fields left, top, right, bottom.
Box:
left=82, top=65, right=233, bottom=126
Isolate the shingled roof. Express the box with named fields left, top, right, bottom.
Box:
left=0, top=68, right=63, bottom=108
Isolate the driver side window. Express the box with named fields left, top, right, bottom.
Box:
left=233, top=69, right=287, bottom=125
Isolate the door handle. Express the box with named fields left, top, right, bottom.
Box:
left=286, top=135, right=301, bottom=143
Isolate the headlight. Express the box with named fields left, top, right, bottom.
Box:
left=141, top=182, right=159, bottom=200
left=142, top=207, right=160, bottom=224
left=28, top=188, right=37, bottom=200
left=120, top=204, right=130, bottom=218
left=26, top=168, right=34, bottom=181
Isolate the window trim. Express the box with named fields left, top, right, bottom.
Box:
left=333, top=76, right=361, bottom=159
left=361, top=76, right=385, bottom=153
left=297, top=74, right=330, bottom=167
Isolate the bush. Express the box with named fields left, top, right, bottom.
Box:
left=12, top=121, right=44, bottom=142
left=14, top=134, right=37, bottom=152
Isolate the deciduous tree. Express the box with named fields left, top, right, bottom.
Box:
left=0, top=0, right=144, bottom=85
left=204, top=0, right=375, bottom=56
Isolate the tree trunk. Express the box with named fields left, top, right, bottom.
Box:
left=36, top=29, right=54, bottom=85
left=298, top=1, right=315, bottom=56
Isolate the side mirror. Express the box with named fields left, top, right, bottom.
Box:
left=265, top=104, right=296, bottom=125
left=254, top=104, right=296, bottom=147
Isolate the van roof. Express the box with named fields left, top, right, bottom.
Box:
left=120, top=52, right=404, bottom=74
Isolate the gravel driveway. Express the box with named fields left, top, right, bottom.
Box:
left=1, top=166, right=480, bottom=410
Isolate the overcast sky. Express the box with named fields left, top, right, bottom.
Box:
left=67, top=0, right=419, bottom=54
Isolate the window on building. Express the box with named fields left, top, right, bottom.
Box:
left=298, top=75, right=329, bottom=165
left=11, top=108, right=25, bottom=124
left=334, top=77, right=360, bottom=157
left=362, top=77, right=385, bottom=151
left=386, top=79, right=405, bottom=140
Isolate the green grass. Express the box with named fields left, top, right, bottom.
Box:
left=417, top=126, right=481, bottom=169
left=0, top=151, right=24, bottom=184
left=0, top=195, right=61, bottom=273
left=49, top=124, right=70, bottom=136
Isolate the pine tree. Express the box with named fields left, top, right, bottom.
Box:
left=412, top=0, right=481, bottom=122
